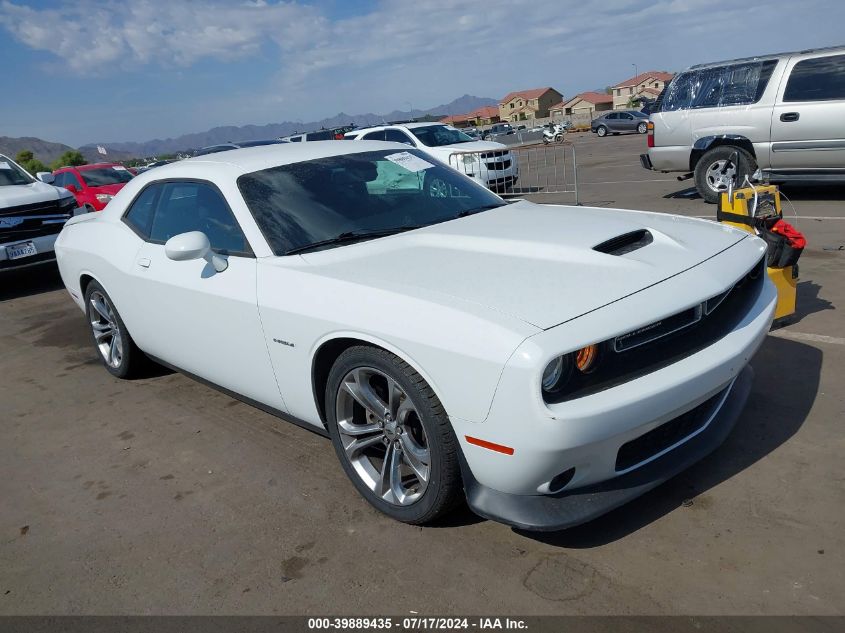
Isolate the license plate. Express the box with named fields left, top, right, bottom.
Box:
left=5, top=241, right=38, bottom=260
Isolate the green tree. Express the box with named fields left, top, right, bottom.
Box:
left=13, top=149, right=48, bottom=175
left=15, top=150, right=34, bottom=164
left=50, top=150, right=87, bottom=171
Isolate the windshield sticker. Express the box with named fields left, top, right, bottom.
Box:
left=385, top=152, right=434, bottom=173
left=112, top=165, right=128, bottom=171
left=0, top=161, right=12, bottom=170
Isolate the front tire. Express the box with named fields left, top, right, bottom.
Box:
left=325, top=346, right=462, bottom=524
left=637, top=122, right=648, bottom=134
left=694, top=146, right=756, bottom=204
left=596, top=126, right=607, bottom=137
left=84, top=280, right=147, bottom=379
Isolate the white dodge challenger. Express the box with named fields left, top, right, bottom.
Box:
left=55, top=141, right=776, bottom=530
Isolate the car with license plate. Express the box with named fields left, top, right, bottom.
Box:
left=51, top=163, right=135, bottom=212
left=346, top=123, right=518, bottom=193
left=54, top=141, right=776, bottom=530
left=1, top=153, right=78, bottom=272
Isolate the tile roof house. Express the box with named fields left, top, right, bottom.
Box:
left=498, top=87, right=564, bottom=122
left=550, top=92, right=614, bottom=118
left=611, top=71, right=674, bottom=109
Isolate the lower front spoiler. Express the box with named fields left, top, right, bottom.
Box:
left=461, top=364, right=754, bottom=532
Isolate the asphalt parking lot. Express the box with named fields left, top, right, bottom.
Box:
left=1, top=133, right=843, bottom=615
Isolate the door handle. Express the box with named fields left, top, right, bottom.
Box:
left=137, top=257, right=151, bottom=268
left=780, top=112, right=800, bottom=122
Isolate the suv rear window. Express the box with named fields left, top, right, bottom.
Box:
left=660, top=59, right=777, bottom=111
left=783, top=54, right=845, bottom=102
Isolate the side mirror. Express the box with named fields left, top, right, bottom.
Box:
left=36, top=172, right=55, bottom=184
left=65, top=184, right=78, bottom=193
left=164, top=231, right=228, bottom=272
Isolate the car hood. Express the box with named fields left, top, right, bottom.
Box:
left=424, top=140, right=508, bottom=154
left=298, top=201, right=750, bottom=330
left=0, top=180, right=63, bottom=209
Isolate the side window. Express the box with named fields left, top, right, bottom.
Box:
left=384, top=129, right=415, bottom=146
left=606, top=113, right=618, bottom=119
left=124, top=184, right=162, bottom=239
left=53, top=172, right=66, bottom=187
left=784, top=54, right=845, bottom=102
left=362, top=130, right=386, bottom=141
left=621, top=113, right=634, bottom=119
left=146, top=182, right=250, bottom=255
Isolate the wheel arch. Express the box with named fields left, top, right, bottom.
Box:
left=690, top=135, right=756, bottom=171
left=310, top=333, right=448, bottom=426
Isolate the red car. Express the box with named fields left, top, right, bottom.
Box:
left=52, top=163, right=134, bottom=212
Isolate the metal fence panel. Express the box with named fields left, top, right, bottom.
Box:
left=447, top=143, right=578, bottom=203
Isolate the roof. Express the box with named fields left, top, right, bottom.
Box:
left=688, top=44, right=845, bottom=70
left=439, top=114, right=470, bottom=124
left=499, top=87, right=557, bottom=104
left=613, top=71, right=674, bottom=88
left=561, top=92, right=614, bottom=107
left=466, top=105, right=499, bottom=119
left=638, top=87, right=663, bottom=97
left=58, top=162, right=123, bottom=171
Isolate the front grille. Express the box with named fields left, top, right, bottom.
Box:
left=1, top=198, right=71, bottom=242
left=615, top=387, right=728, bottom=472
left=546, top=256, right=766, bottom=403
left=480, top=150, right=507, bottom=159
left=485, top=159, right=512, bottom=170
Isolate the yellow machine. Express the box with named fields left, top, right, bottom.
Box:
left=718, top=184, right=797, bottom=321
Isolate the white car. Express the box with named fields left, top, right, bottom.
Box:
left=1, top=154, right=79, bottom=272
left=54, top=141, right=776, bottom=530
left=345, top=123, right=518, bottom=193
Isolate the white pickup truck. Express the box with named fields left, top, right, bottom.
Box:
left=1, top=154, right=79, bottom=273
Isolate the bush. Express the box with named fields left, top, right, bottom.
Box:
left=50, top=150, right=87, bottom=171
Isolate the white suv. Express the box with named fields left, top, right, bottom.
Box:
left=642, top=45, right=845, bottom=202
left=345, top=123, right=518, bottom=192
left=1, top=154, right=79, bottom=272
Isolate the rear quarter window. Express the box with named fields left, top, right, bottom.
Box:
left=783, top=54, right=845, bottom=102
left=660, top=59, right=777, bottom=111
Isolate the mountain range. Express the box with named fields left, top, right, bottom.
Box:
left=1, top=95, right=496, bottom=164
left=81, top=94, right=496, bottom=159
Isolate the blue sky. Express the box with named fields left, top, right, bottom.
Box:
left=1, top=0, right=843, bottom=147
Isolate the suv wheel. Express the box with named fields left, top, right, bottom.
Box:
left=596, top=126, right=607, bottom=137
left=694, top=146, right=756, bottom=204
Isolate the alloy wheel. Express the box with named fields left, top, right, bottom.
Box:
left=705, top=159, right=737, bottom=194
left=89, top=290, right=123, bottom=369
left=335, top=367, right=430, bottom=506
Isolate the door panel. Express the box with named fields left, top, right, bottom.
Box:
left=127, top=246, right=285, bottom=410
left=770, top=53, right=845, bottom=169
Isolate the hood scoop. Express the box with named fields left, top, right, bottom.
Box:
left=594, top=229, right=653, bottom=256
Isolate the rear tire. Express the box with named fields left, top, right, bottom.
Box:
left=325, top=346, right=462, bottom=525
left=694, top=145, right=756, bottom=204
left=637, top=122, right=648, bottom=134
left=84, top=280, right=147, bottom=379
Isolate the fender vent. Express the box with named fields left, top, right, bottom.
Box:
left=594, top=229, right=653, bottom=256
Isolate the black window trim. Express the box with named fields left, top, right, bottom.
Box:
left=120, top=177, right=256, bottom=258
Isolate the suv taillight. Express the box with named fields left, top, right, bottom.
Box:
left=647, top=121, right=655, bottom=148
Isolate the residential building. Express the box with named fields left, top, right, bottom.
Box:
left=550, top=92, right=614, bottom=118
left=498, top=87, right=564, bottom=122
left=439, top=105, right=501, bottom=128
left=611, top=71, right=674, bottom=109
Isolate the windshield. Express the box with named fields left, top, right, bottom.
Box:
left=79, top=167, right=134, bottom=186
left=238, top=149, right=505, bottom=255
left=409, top=125, right=474, bottom=147
left=0, top=155, right=35, bottom=186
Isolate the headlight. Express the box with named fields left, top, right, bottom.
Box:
left=541, top=344, right=605, bottom=398
left=58, top=195, right=77, bottom=211
left=95, top=193, right=114, bottom=203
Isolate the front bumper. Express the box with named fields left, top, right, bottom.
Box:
left=460, top=365, right=753, bottom=531
left=0, top=232, right=59, bottom=272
